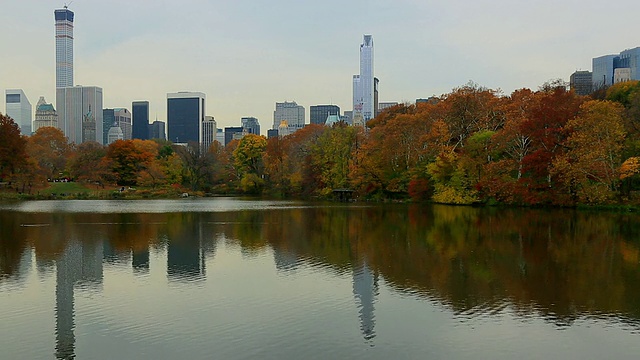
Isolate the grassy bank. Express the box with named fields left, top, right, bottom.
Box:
left=0, top=182, right=201, bottom=200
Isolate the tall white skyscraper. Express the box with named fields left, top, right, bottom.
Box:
left=202, top=116, right=217, bottom=150
left=353, top=35, right=374, bottom=123
left=5, top=89, right=33, bottom=135
left=56, top=86, right=103, bottom=145
left=55, top=7, right=74, bottom=88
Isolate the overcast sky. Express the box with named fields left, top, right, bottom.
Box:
left=2, top=0, right=640, bottom=134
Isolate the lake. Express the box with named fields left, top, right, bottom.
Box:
left=1, top=199, right=639, bottom=359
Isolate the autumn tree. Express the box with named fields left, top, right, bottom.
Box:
left=441, top=82, right=505, bottom=150
left=26, top=126, right=71, bottom=180
left=0, top=113, right=27, bottom=181
left=518, top=86, right=584, bottom=203
left=232, top=134, right=267, bottom=193
left=106, top=139, right=156, bottom=186
left=68, top=141, right=108, bottom=187
left=174, top=142, right=215, bottom=191
left=551, top=100, right=626, bottom=204
left=310, top=124, right=359, bottom=196
left=263, top=136, right=291, bottom=195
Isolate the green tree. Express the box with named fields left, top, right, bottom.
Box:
left=233, top=134, right=267, bottom=176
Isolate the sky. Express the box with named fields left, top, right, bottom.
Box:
left=2, top=0, right=640, bottom=134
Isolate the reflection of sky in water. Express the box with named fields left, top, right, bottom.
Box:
left=0, top=198, right=374, bottom=214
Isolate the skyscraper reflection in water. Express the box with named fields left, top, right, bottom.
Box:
left=55, top=240, right=103, bottom=360
left=167, top=221, right=208, bottom=282
left=352, top=260, right=378, bottom=343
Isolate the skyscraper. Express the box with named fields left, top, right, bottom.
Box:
left=167, top=92, right=206, bottom=144
left=310, top=105, right=340, bottom=125
left=5, top=89, right=32, bottom=135
left=241, top=117, right=260, bottom=135
left=55, top=7, right=74, bottom=89
left=56, top=86, right=103, bottom=144
left=132, top=101, right=149, bottom=140
left=273, top=101, right=305, bottom=134
left=148, top=120, right=166, bottom=140
left=202, top=116, right=217, bottom=150
left=353, top=35, right=374, bottom=122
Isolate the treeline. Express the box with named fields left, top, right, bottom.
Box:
left=2, top=80, right=640, bottom=205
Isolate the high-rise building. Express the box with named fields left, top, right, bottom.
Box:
left=103, top=108, right=132, bottom=144
left=202, top=116, right=217, bottom=150
left=56, top=86, right=103, bottom=144
left=224, top=126, right=244, bottom=146
left=352, top=75, right=361, bottom=114
left=374, top=77, right=379, bottom=118
left=215, top=128, right=224, bottom=145
left=241, top=117, right=260, bottom=135
left=132, top=101, right=149, bottom=140
left=569, top=71, right=593, bottom=96
left=310, top=105, right=340, bottom=125
left=273, top=101, right=305, bottom=134
left=592, top=47, right=640, bottom=89
left=353, top=35, right=374, bottom=122
left=55, top=7, right=74, bottom=89
left=167, top=92, right=206, bottom=144
left=5, top=89, right=32, bottom=135
left=148, top=120, right=166, bottom=140
left=33, top=96, right=58, bottom=133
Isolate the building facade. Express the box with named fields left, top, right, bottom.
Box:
left=569, top=71, right=593, bottom=96
left=592, top=47, right=640, bottom=89
left=33, top=96, right=58, bottom=133
left=310, top=105, right=340, bottom=125
left=56, top=86, right=103, bottom=144
left=55, top=7, right=74, bottom=89
left=215, top=128, right=224, bottom=146
left=224, top=126, right=244, bottom=146
left=103, top=108, right=132, bottom=144
left=148, top=120, right=166, bottom=140
left=132, top=101, right=149, bottom=140
left=354, top=35, right=374, bottom=122
left=378, top=102, right=399, bottom=113
left=167, top=92, right=206, bottom=144
left=273, top=101, right=305, bottom=134
left=5, top=89, right=32, bottom=135
left=202, top=116, right=217, bottom=150
left=241, top=117, right=260, bottom=135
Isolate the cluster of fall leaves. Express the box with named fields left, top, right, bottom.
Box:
left=2, top=80, right=640, bottom=204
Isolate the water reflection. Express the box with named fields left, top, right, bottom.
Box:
left=352, top=260, right=378, bottom=342
left=55, top=239, right=103, bottom=359
left=1, top=201, right=640, bottom=358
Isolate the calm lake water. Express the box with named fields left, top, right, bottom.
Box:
left=1, top=199, right=639, bottom=359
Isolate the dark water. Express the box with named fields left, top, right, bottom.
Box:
left=1, top=199, right=639, bottom=359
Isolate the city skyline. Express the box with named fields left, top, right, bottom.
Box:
left=2, top=1, right=640, bottom=134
